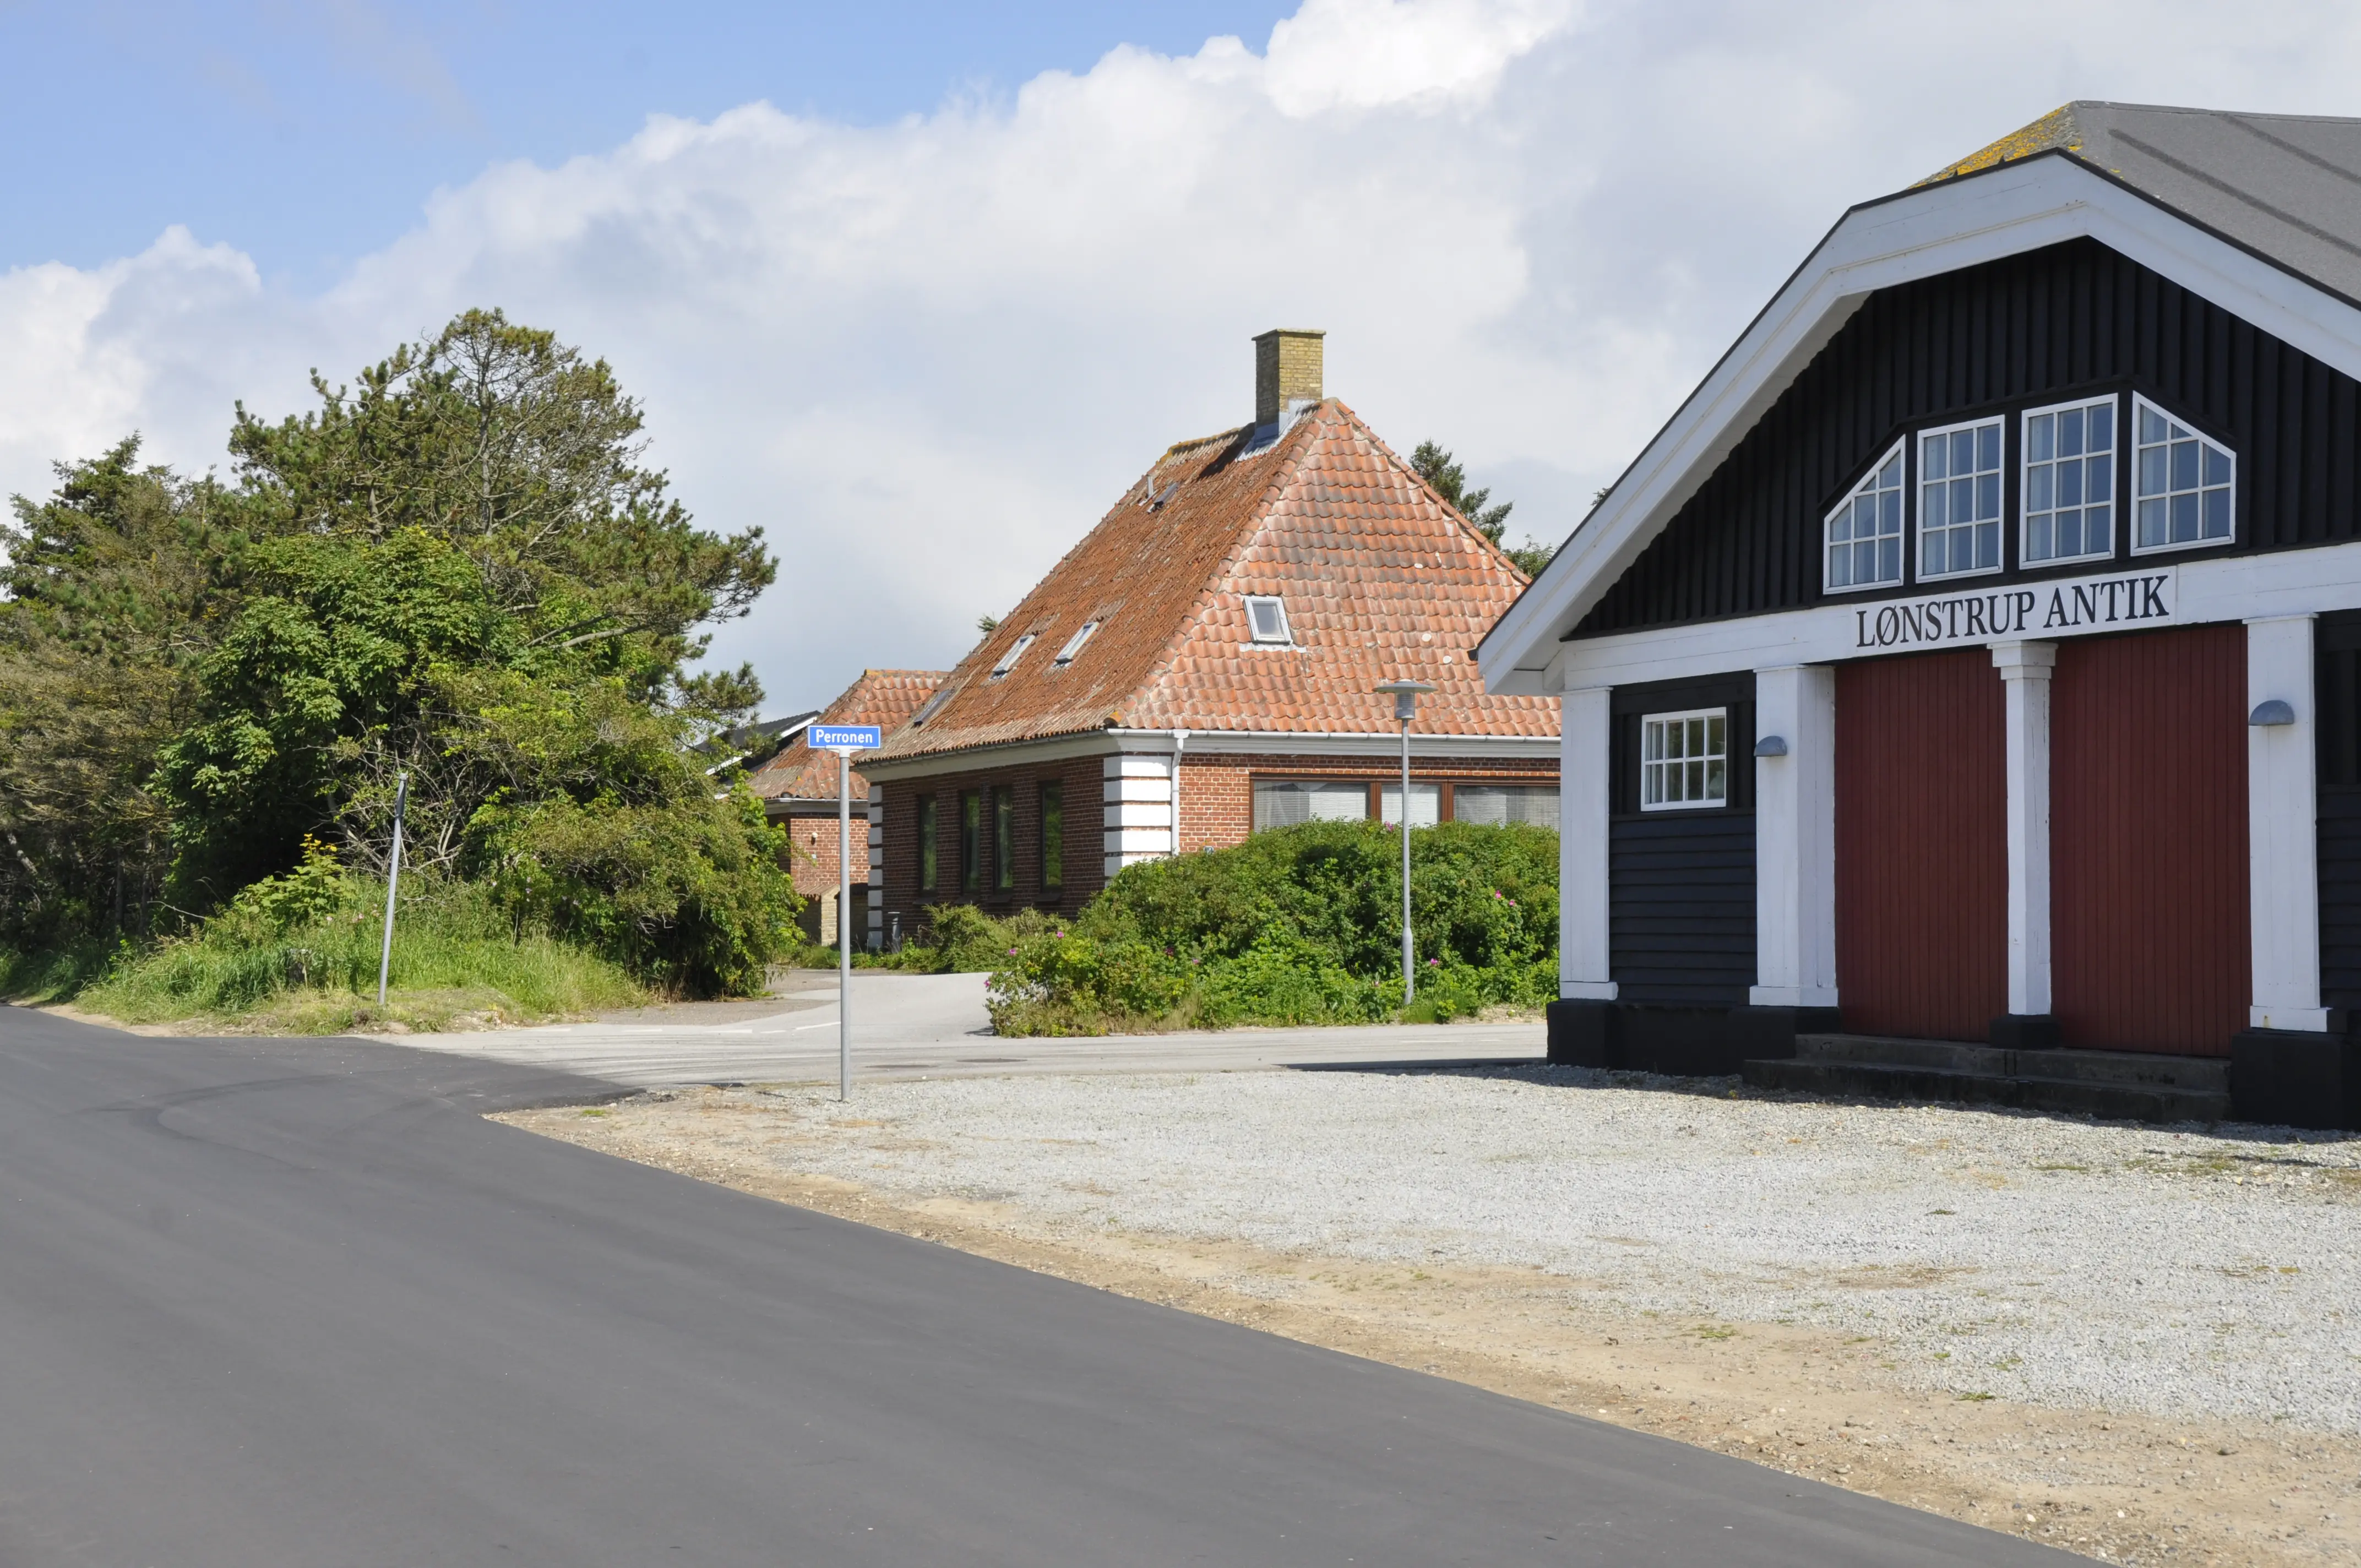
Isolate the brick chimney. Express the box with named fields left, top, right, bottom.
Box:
left=1253, top=329, right=1325, bottom=428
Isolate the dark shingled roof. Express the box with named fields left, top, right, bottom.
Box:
left=1921, top=101, right=2361, bottom=306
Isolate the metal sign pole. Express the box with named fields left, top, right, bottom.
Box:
left=377, top=771, right=407, bottom=1007
left=839, top=748, right=852, bottom=1103
left=807, top=722, right=880, bottom=1101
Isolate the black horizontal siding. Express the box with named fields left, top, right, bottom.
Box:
left=2319, top=612, right=2361, bottom=1010
left=1611, top=813, right=1756, bottom=1005
left=1608, top=672, right=1756, bottom=1006
left=1577, top=237, right=2361, bottom=638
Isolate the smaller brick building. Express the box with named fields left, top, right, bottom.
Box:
left=858, top=329, right=1560, bottom=934
left=745, top=669, right=945, bottom=948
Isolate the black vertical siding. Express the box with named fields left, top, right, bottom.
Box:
left=1576, top=238, right=2361, bottom=637
left=2318, top=612, right=2361, bottom=1010
left=1608, top=675, right=1756, bottom=1005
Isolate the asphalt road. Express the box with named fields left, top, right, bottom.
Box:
left=0, top=1006, right=2072, bottom=1567
left=395, top=970, right=1549, bottom=1087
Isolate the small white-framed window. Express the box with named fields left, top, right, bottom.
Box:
left=1244, top=595, right=1292, bottom=644
left=988, top=633, right=1036, bottom=679
left=2131, top=396, right=2234, bottom=553
left=1640, top=709, right=1727, bottom=811
left=1052, top=620, right=1100, bottom=666
left=1918, top=417, right=2004, bottom=579
left=1824, top=441, right=1905, bottom=592
left=2022, top=396, right=2117, bottom=566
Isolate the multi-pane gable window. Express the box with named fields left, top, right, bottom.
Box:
left=2023, top=398, right=2115, bottom=565
left=2132, top=397, right=2234, bottom=552
left=1919, top=418, right=2003, bottom=579
left=1824, top=442, right=1904, bottom=592
left=1641, top=709, right=1727, bottom=811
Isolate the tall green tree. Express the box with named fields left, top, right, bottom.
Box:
left=1409, top=440, right=1557, bottom=578
left=0, top=442, right=242, bottom=938
left=1, top=311, right=796, bottom=993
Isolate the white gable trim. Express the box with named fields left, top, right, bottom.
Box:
left=1551, top=537, right=2361, bottom=693
left=1479, top=155, right=2361, bottom=694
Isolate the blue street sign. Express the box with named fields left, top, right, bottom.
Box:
left=810, top=723, right=882, bottom=752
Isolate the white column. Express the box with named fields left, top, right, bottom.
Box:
left=1102, top=754, right=1174, bottom=879
left=1750, top=665, right=1838, bottom=1008
left=1560, top=685, right=1615, bottom=1000
left=1992, top=641, right=2057, bottom=1017
left=2248, top=615, right=2329, bottom=1031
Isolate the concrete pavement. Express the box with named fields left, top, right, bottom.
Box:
left=396, top=968, right=1551, bottom=1086
left=0, top=1004, right=2071, bottom=1566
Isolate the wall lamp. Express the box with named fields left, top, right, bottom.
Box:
left=2249, top=699, right=2297, bottom=727
left=1754, top=735, right=1789, bottom=757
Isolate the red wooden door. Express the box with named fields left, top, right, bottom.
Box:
left=2050, top=625, right=2249, bottom=1055
left=1835, top=650, right=2009, bottom=1039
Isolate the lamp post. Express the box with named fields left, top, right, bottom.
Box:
left=1374, top=679, right=1436, bottom=1003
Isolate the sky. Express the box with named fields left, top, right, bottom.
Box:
left=5, top=0, right=2361, bottom=715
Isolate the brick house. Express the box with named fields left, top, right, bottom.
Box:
left=858, top=330, right=1560, bottom=932
left=746, top=669, right=945, bottom=948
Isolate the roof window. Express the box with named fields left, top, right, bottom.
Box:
left=1244, top=595, right=1292, bottom=644
left=910, top=685, right=953, bottom=727
left=989, top=634, right=1036, bottom=679
left=1053, top=621, right=1101, bottom=666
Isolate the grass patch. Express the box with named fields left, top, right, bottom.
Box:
left=16, top=854, right=645, bottom=1033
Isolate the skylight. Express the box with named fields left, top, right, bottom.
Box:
left=1053, top=621, right=1101, bottom=666
left=989, top=634, right=1036, bottom=679
left=909, top=685, right=953, bottom=727
left=1244, top=595, right=1292, bottom=644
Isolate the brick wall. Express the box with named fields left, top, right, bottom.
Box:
left=878, top=756, right=1108, bottom=937
left=880, top=749, right=1557, bottom=939
left=779, top=809, right=849, bottom=899
left=1177, top=752, right=1559, bottom=848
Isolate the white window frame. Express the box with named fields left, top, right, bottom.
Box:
left=988, top=633, right=1036, bottom=679
left=2128, top=394, right=2237, bottom=557
left=2020, top=395, right=2119, bottom=569
left=1639, top=707, right=1728, bottom=813
left=1822, top=439, right=1906, bottom=594
left=1244, top=595, right=1293, bottom=644
left=1915, top=415, right=2006, bottom=582
left=1052, top=620, right=1100, bottom=666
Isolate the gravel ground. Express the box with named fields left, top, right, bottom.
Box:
left=743, top=1065, right=2361, bottom=1433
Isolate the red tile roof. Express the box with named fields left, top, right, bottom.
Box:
left=748, top=669, right=946, bottom=801
left=871, top=400, right=1557, bottom=764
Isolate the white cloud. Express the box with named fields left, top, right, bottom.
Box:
left=5, top=0, right=2361, bottom=707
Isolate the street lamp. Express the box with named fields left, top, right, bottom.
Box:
left=1374, top=678, right=1436, bottom=1004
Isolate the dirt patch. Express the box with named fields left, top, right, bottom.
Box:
left=503, top=1090, right=2361, bottom=1567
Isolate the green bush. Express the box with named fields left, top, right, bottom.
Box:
left=987, top=820, right=1559, bottom=1036
left=863, top=904, right=1064, bottom=974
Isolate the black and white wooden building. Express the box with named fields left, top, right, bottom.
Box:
left=1479, top=104, right=2361, bottom=1126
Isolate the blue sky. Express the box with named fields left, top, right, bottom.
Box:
left=0, top=2, right=1294, bottom=280
left=3, top=1, right=2356, bottom=710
